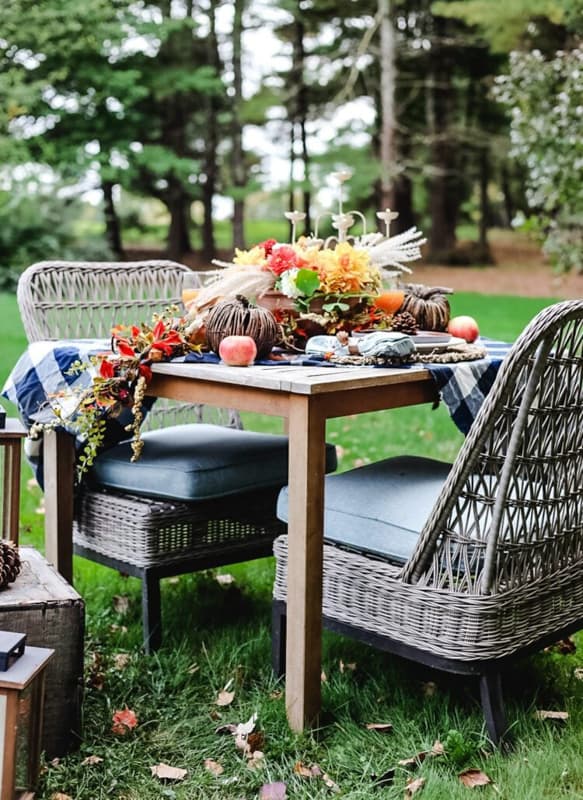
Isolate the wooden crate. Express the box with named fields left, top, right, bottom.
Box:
left=0, top=546, right=84, bottom=757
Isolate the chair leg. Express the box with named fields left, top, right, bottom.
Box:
left=480, top=670, right=508, bottom=746
left=272, top=600, right=287, bottom=678
left=142, top=571, right=162, bottom=654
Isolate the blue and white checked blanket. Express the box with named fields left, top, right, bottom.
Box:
left=2, top=337, right=512, bottom=463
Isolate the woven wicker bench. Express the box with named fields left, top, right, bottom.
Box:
left=273, top=300, right=583, bottom=745
left=16, top=260, right=291, bottom=651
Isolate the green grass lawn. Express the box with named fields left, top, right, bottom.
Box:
left=1, top=291, right=582, bottom=799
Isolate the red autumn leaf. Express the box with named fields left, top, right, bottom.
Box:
left=138, top=363, right=153, bottom=381
left=152, top=318, right=167, bottom=340
left=458, top=768, right=492, bottom=788
left=99, top=359, right=115, bottom=378
left=116, top=339, right=136, bottom=357
left=150, top=341, right=174, bottom=356
left=111, top=707, right=138, bottom=735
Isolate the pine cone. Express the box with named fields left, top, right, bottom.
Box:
left=391, top=311, right=418, bottom=335
left=0, top=541, right=21, bottom=590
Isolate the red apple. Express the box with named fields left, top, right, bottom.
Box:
left=448, top=315, right=480, bottom=343
left=218, top=335, right=257, bottom=366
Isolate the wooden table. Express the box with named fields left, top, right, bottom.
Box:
left=43, top=360, right=438, bottom=732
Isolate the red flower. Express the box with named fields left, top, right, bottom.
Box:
left=267, top=245, right=298, bottom=276
left=259, top=238, right=277, bottom=256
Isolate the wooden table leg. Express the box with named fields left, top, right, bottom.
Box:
left=2, top=440, right=22, bottom=543
left=285, top=394, right=326, bottom=731
left=43, top=429, right=75, bottom=583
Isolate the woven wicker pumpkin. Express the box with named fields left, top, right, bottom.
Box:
left=206, top=295, right=279, bottom=359
left=0, top=540, right=21, bottom=591
left=400, top=283, right=453, bottom=331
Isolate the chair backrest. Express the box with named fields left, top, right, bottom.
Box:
left=404, top=300, right=583, bottom=595
left=17, top=260, right=240, bottom=430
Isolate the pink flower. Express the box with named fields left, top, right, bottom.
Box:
left=267, top=245, right=298, bottom=276
left=259, top=238, right=277, bottom=256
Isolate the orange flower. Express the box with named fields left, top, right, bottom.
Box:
left=316, top=242, right=377, bottom=294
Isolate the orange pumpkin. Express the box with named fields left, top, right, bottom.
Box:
left=373, top=289, right=405, bottom=315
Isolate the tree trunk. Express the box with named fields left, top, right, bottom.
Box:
left=426, top=18, right=458, bottom=261
left=102, top=180, right=123, bottom=258
left=478, top=146, right=490, bottom=250
left=202, top=0, right=219, bottom=262
left=231, top=0, right=246, bottom=250
left=165, top=181, right=192, bottom=260
left=293, top=14, right=311, bottom=235
left=378, top=0, right=397, bottom=211
left=288, top=122, right=296, bottom=240
left=500, top=163, right=514, bottom=228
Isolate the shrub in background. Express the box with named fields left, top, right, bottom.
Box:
left=0, top=184, right=112, bottom=290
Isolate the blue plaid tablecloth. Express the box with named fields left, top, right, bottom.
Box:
left=2, top=337, right=512, bottom=481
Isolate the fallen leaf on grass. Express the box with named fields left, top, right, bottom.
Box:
left=216, top=688, right=235, bottom=707
left=458, top=768, right=492, bottom=788
left=111, top=707, right=138, bottom=735
left=365, top=722, right=393, bottom=734
left=321, top=670, right=327, bottom=683
left=113, top=653, right=131, bottom=670
left=81, top=755, right=103, bottom=766
left=294, top=761, right=322, bottom=778
left=269, top=689, right=283, bottom=700
left=215, top=723, right=237, bottom=735
left=398, top=740, right=444, bottom=769
left=150, top=763, right=187, bottom=781
left=216, top=678, right=235, bottom=707
left=216, top=573, right=235, bottom=586
left=534, top=710, right=569, bottom=721
left=50, top=793, right=73, bottom=800
left=259, top=782, right=287, bottom=799
left=246, top=750, right=265, bottom=770
left=204, top=758, right=224, bottom=777
left=575, top=668, right=583, bottom=680
left=405, top=776, right=426, bottom=797
left=246, top=731, right=265, bottom=754
left=112, top=595, right=130, bottom=615
left=322, top=773, right=341, bottom=793
left=339, top=659, right=356, bottom=673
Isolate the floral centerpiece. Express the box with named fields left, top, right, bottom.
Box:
left=185, top=173, right=427, bottom=349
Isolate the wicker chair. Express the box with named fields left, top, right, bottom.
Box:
left=273, top=300, right=583, bottom=744
left=17, top=260, right=333, bottom=652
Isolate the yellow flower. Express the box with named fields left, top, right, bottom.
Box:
left=233, top=245, right=268, bottom=267
left=316, top=242, right=378, bottom=294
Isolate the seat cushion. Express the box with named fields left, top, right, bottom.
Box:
left=89, top=424, right=338, bottom=503
left=277, top=455, right=451, bottom=565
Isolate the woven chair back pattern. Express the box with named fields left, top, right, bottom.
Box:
left=17, top=260, right=240, bottom=431
left=404, top=301, right=583, bottom=597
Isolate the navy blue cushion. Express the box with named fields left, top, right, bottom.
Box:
left=89, top=424, right=337, bottom=503
left=277, top=456, right=451, bottom=565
